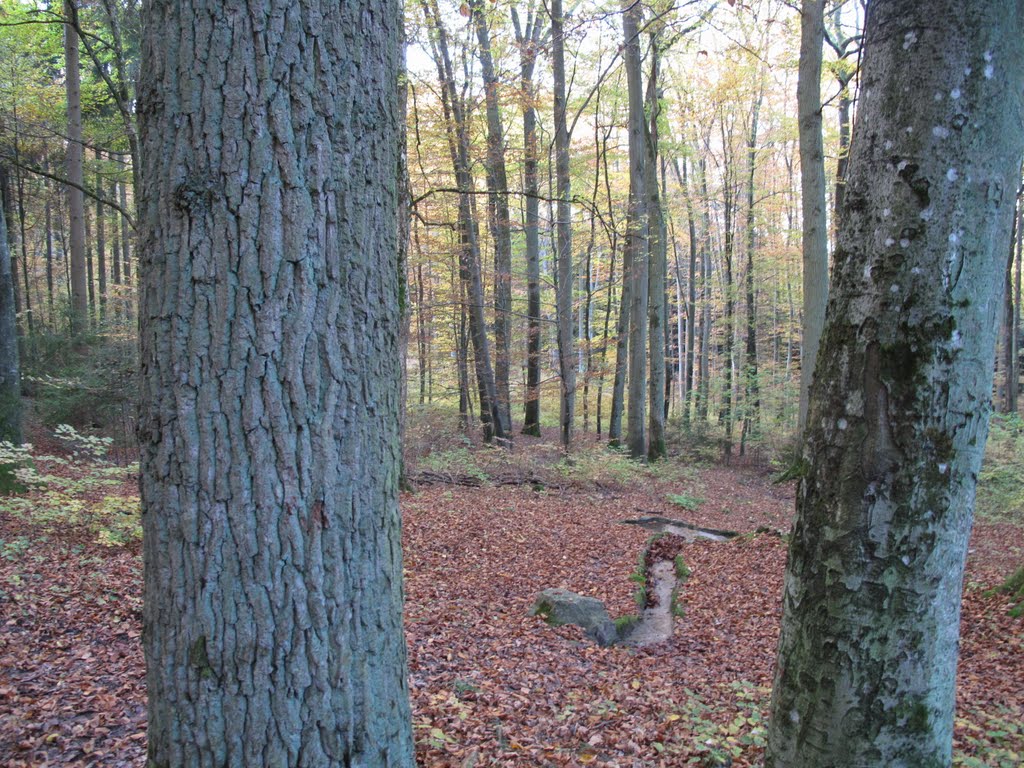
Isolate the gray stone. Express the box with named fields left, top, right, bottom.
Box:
left=529, top=588, right=617, bottom=647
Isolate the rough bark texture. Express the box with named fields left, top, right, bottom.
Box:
left=138, top=2, right=415, bottom=765
left=623, top=0, right=648, bottom=460
left=552, top=0, right=576, bottom=450
left=767, top=2, right=1024, bottom=765
left=64, top=0, right=88, bottom=335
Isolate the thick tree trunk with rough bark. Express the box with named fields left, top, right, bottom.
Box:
left=797, top=0, right=828, bottom=434
left=138, top=2, right=415, bottom=765
left=767, top=2, right=1024, bottom=765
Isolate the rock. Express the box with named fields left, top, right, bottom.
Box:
left=529, top=588, right=618, bottom=647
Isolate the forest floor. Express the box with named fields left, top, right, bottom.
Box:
left=0, top=423, right=1022, bottom=767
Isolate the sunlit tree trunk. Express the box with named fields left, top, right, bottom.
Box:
left=797, top=0, right=828, bottom=434
left=767, top=2, right=1024, bottom=764
left=472, top=0, right=513, bottom=432
left=623, top=0, right=648, bottom=459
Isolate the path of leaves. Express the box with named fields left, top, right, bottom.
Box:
left=1, top=461, right=1021, bottom=766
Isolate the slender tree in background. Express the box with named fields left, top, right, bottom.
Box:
left=768, top=1, right=1024, bottom=764
left=472, top=0, right=513, bottom=432
left=513, top=3, right=546, bottom=437
left=0, top=199, right=21, bottom=443
left=138, top=0, right=415, bottom=764
left=64, top=0, right=88, bottom=336
left=796, top=0, right=828, bottom=434
left=551, top=0, right=576, bottom=449
left=623, top=0, right=648, bottom=459
left=645, top=38, right=667, bottom=461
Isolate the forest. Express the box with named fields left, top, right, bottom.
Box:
left=0, top=0, right=1022, bottom=766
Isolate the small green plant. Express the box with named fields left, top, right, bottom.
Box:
left=976, top=413, right=1024, bottom=522
left=987, top=565, right=1024, bottom=618
left=668, top=492, right=705, bottom=511
left=954, top=706, right=1024, bottom=768
left=614, top=614, right=640, bottom=637
left=421, top=447, right=488, bottom=483
left=0, top=427, right=140, bottom=547
left=0, top=536, right=32, bottom=561
left=674, top=554, right=691, bottom=581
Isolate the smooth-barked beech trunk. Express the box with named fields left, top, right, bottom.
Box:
left=138, top=2, right=415, bottom=765
left=552, top=0, right=576, bottom=450
left=622, top=0, right=648, bottom=460
left=767, top=1, right=1024, bottom=765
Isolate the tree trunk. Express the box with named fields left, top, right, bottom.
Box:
left=741, top=84, right=764, bottom=452
left=797, top=0, right=829, bottom=434
left=0, top=200, right=21, bottom=444
left=623, top=0, right=648, bottom=460
left=552, top=0, right=576, bottom=450
left=472, top=0, right=513, bottom=432
left=138, top=2, right=415, bottom=764
left=646, top=43, right=666, bottom=461
left=64, top=0, right=89, bottom=336
left=767, top=2, right=1024, bottom=764
left=513, top=5, right=544, bottom=437
left=95, top=149, right=107, bottom=323
left=421, top=0, right=508, bottom=444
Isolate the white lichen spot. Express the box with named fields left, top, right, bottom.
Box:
left=899, top=238, right=911, bottom=249
left=882, top=207, right=892, bottom=218
left=985, top=63, right=994, bottom=79
left=933, top=125, right=950, bottom=138
left=790, top=709, right=801, bottom=724
left=949, top=231, right=960, bottom=244
left=920, top=206, right=934, bottom=221
left=947, top=167, right=959, bottom=181
left=884, top=139, right=893, bottom=150
left=903, top=30, right=918, bottom=49
left=890, top=283, right=900, bottom=293
left=911, top=267, right=923, bottom=276
left=938, top=463, right=949, bottom=475
left=964, top=66, right=972, bottom=76
left=863, top=261, right=873, bottom=281
left=837, top=418, right=848, bottom=431
left=925, top=509, right=934, bottom=520
left=951, top=329, right=963, bottom=350
left=951, top=88, right=962, bottom=100
left=901, top=555, right=911, bottom=566
left=885, top=237, right=896, bottom=247
left=897, top=159, right=909, bottom=172
left=984, top=50, right=993, bottom=62
left=934, top=91, right=943, bottom=101
left=905, top=125, right=914, bottom=134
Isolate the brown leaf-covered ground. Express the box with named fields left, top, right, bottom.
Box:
left=1, top=436, right=1022, bottom=766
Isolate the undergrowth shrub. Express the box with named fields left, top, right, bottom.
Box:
left=21, top=330, right=137, bottom=450
left=975, top=412, right=1024, bottom=522
left=0, top=425, right=140, bottom=547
